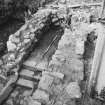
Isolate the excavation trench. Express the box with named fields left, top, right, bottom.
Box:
left=3, top=25, right=64, bottom=105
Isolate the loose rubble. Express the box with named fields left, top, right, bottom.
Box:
left=0, top=1, right=103, bottom=105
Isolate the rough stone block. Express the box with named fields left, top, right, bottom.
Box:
left=75, top=39, right=84, bottom=55
left=38, top=74, right=54, bottom=91
left=17, top=78, right=33, bottom=89
left=42, top=71, right=64, bottom=79
left=7, top=41, right=17, bottom=52
left=33, top=89, right=49, bottom=103
left=65, top=82, right=81, bottom=98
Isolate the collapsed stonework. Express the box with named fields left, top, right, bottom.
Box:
left=0, top=1, right=104, bottom=105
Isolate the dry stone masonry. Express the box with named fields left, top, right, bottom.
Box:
left=0, top=1, right=103, bottom=105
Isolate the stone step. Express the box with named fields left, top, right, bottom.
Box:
left=23, top=58, right=48, bottom=71
left=16, top=78, right=37, bottom=89
left=19, top=69, right=41, bottom=81
left=22, top=64, right=44, bottom=72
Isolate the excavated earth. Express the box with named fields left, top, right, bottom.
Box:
left=0, top=1, right=105, bottom=105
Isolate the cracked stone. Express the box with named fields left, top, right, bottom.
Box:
left=7, top=41, right=17, bottom=52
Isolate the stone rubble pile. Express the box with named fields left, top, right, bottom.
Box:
left=0, top=2, right=103, bottom=105
left=0, top=8, right=64, bottom=78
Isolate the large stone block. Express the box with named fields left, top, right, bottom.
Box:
left=65, top=82, right=81, bottom=98
left=33, top=89, right=49, bottom=103
left=38, top=74, right=54, bottom=91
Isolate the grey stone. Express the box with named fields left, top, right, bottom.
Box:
left=38, top=74, right=54, bottom=91
left=9, top=35, right=20, bottom=44
left=17, top=78, right=33, bottom=88
left=42, top=71, right=64, bottom=79
left=65, top=82, right=81, bottom=98
left=0, top=60, right=3, bottom=65
left=8, top=53, right=15, bottom=61
left=23, top=39, right=31, bottom=44
left=7, top=41, right=17, bottom=52
left=75, top=39, right=84, bottom=55
left=33, top=89, right=49, bottom=103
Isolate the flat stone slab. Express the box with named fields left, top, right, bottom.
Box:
left=20, top=69, right=34, bottom=78
left=33, top=89, right=49, bottom=103
left=23, top=57, right=48, bottom=71
left=17, top=78, right=34, bottom=88
left=38, top=74, right=54, bottom=91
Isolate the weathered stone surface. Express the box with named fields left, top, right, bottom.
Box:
left=29, top=100, right=41, bottom=105
left=17, top=78, right=34, bottom=88
left=7, top=41, right=17, bottom=52
left=8, top=53, right=15, bottom=61
left=42, top=71, right=64, bottom=79
left=20, top=69, right=34, bottom=78
left=49, top=28, right=84, bottom=81
left=65, top=82, right=81, bottom=98
left=38, top=74, right=54, bottom=91
left=75, top=38, right=84, bottom=55
left=9, top=35, right=20, bottom=44
left=33, top=89, right=49, bottom=103
left=0, top=60, right=3, bottom=65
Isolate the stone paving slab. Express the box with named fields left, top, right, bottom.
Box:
left=17, top=78, right=34, bottom=89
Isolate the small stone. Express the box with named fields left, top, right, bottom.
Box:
left=30, top=33, right=35, bottom=40
left=23, top=39, right=30, bottom=44
left=38, top=74, right=54, bottom=91
left=14, top=31, right=20, bottom=37
left=11, top=91, right=19, bottom=98
left=6, top=99, right=13, bottom=105
left=75, top=39, right=84, bottom=55
left=7, top=41, right=17, bottom=52
left=33, top=89, right=49, bottom=103
left=9, top=35, right=20, bottom=44
left=8, top=53, right=15, bottom=61
left=6, top=62, right=14, bottom=69
left=65, top=82, right=81, bottom=98
left=24, top=34, right=30, bottom=39
left=29, top=100, right=41, bottom=105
